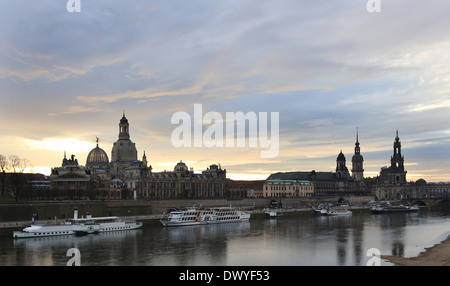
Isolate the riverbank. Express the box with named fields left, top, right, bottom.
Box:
left=0, top=206, right=318, bottom=229
left=381, top=235, right=450, bottom=266
left=0, top=196, right=375, bottom=224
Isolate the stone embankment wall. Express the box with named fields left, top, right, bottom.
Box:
left=0, top=196, right=374, bottom=222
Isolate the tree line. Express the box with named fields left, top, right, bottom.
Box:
left=0, top=154, right=30, bottom=173
left=0, top=154, right=31, bottom=200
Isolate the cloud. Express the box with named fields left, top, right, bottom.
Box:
left=2, top=0, right=450, bottom=181
left=25, top=138, right=94, bottom=153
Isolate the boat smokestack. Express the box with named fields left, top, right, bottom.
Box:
left=74, top=208, right=78, bottom=220
left=86, top=212, right=92, bottom=219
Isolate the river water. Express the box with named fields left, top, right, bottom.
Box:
left=0, top=204, right=449, bottom=266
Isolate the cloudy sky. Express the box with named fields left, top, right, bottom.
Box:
left=1, top=0, right=450, bottom=182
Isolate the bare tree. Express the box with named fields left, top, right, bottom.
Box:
left=18, top=158, right=29, bottom=173
left=0, top=154, right=6, bottom=172
left=9, top=155, right=21, bottom=173
left=0, top=154, right=6, bottom=196
left=6, top=155, right=31, bottom=201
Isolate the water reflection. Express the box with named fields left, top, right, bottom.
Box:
left=153, top=222, right=250, bottom=266
left=0, top=207, right=449, bottom=266
left=5, top=230, right=141, bottom=266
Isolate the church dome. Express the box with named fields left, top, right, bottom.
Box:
left=337, top=151, right=346, bottom=161
left=174, top=160, right=188, bottom=172
left=120, top=113, right=128, bottom=124
left=86, top=145, right=109, bottom=166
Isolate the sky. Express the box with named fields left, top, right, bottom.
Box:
left=1, top=0, right=450, bottom=182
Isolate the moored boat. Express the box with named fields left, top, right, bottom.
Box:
left=70, top=214, right=142, bottom=235
left=160, top=206, right=250, bottom=227
left=371, top=204, right=419, bottom=214
left=325, top=208, right=352, bottom=216
left=13, top=209, right=142, bottom=239
left=314, top=203, right=333, bottom=215
left=73, top=223, right=101, bottom=236
left=13, top=224, right=78, bottom=239
left=264, top=209, right=283, bottom=218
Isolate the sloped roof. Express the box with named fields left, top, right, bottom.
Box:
left=267, top=171, right=337, bottom=181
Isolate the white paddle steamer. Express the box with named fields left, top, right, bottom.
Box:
left=160, top=206, right=250, bottom=227
left=13, top=209, right=142, bottom=239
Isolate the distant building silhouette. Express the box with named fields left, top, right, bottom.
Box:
left=50, top=113, right=227, bottom=200
left=351, top=128, right=364, bottom=182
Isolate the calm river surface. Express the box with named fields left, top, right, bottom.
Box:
left=0, top=204, right=449, bottom=266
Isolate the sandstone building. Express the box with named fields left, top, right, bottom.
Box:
left=50, top=113, right=227, bottom=199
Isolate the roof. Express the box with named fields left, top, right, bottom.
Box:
left=337, top=151, right=346, bottom=161
left=86, top=146, right=109, bottom=165
left=267, top=171, right=337, bottom=181
left=174, top=160, right=188, bottom=172
left=266, top=179, right=313, bottom=185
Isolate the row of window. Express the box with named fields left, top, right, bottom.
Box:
left=22, top=226, right=136, bottom=237
left=149, top=182, right=224, bottom=189
left=180, top=217, right=198, bottom=221
left=266, top=186, right=314, bottom=191
left=216, top=212, right=239, bottom=216
left=23, top=231, right=71, bottom=236
left=103, top=226, right=133, bottom=231
left=178, top=215, right=241, bottom=221
left=215, top=216, right=240, bottom=221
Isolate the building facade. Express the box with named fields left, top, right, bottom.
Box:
left=378, top=130, right=407, bottom=186
left=47, top=119, right=446, bottom=202
left=263, top=179, right=314, bottom=197
left=266, top=147, right=368, bottom=197
left=227, top=180, right=265, bottom=198
left=50, top=154, right=96, bottom=195
left=50, top=113, right=228, bottom=200
left=372, top=131, right=415, bottom=200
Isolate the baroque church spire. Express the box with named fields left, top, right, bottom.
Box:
left=119, top=111, right=130, bottom=140
left=351, top=127, right=364, bottom=182
left=111, top=112, right=138, bottom=173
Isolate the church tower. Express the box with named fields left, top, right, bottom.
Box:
left=111, top=112, right=139, bottom=175
left=390, top=130, right=407, bottom=184
left=336, top=150, right=350, bottom=179
left=351, top=128, right=364, bottom=182
left=119, top=111, right=130, bottom=140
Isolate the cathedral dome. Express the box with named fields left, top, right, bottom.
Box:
left=174, top=160, right=188, bottom=172
left=86, top=145, right=109, bottom=166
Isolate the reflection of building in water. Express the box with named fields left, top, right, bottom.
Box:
left=164, top=222, right=251, bottom=243
left=160, top=222, right=250, bottom=265
left=13, top=230, right=140, bottom=266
